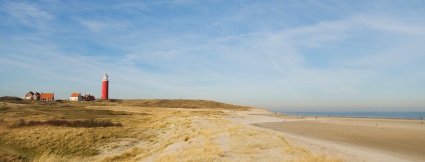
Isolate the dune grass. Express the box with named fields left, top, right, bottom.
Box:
left=289, top=154, right=343, bottom=162
left=0, top=100, right=151, bottom=161
left=95, top=99, right=250, bottom=110
left=0, top=99, right=339, bottom=161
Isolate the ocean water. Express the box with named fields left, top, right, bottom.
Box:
left=282, top=111, right=425, bottom=119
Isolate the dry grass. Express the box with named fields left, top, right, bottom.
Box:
left=32, top=151, right=83, bottom=162
left=100, top=147, right=144, bottom=162
left=0, top=99, right=340, bottom=162
left=289, top=154, right=343, bottom=162
left=0, top=148, right=28, bottom=162
left=109, top=99, right=250, bottom=110
left=0, top=101, right=151, bottom=161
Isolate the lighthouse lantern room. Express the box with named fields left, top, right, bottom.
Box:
left=102, top=73, right=109, bottom=99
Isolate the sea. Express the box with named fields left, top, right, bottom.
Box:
left=281, top=111, right=425, bottom=119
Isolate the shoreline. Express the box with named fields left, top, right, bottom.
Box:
left=288, top=115, right=424, bottom=121
left=256, top=111, right=425, bottom=120
left=276, top=111, right=425, bottom=120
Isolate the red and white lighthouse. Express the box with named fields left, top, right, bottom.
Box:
left=101, top=73, right=109, bottom=99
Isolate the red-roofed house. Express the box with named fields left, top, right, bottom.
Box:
left=83, top=94, right=95, bottom=101
left=40, top=93, right=54, bottom=101
left=70, top=92, right=82, bottom=101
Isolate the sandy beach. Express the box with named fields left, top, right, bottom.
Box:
left=228, top=108, right=425, bottom=162
left=256, top=117, right=425, bottom=161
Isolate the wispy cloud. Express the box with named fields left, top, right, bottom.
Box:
left=79, top=19, right=130, bottom=32
left=80, top=20, right=107, bottom=32
left=1, top=2, right=54, bottom=29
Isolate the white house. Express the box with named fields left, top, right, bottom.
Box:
left=70, top=92, right=83, bottom=101
left=24, top=91, right=40, bottom=100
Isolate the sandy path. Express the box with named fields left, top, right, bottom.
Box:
left=228, top=108, right=425, bottom=162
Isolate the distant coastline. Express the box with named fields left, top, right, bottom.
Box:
left=281, top=111, right=425, bottom=119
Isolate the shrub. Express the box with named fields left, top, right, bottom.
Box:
left=9, top=119, right=123, bottom=128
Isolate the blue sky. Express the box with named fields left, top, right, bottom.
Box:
left=1, top=0, right=425, bottom=111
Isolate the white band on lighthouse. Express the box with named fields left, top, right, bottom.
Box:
left=103, top=73, right=108, bottom=81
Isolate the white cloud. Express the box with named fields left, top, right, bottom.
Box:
left=2, top=2, right=54, bottom=28
left=355, top=15, right=425, bottom=35
left=80, top=20, right=107, bottom=32
left=221, top=14, right=425, bottom=105
left=79, top=19, right=131, bottom=32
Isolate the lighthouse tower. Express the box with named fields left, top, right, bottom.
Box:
left=102, top=73, right=109, bottom=99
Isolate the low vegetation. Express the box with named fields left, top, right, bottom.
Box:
left=0, top=96, right=23, bottom=101
left=6, top=119, right=122, bottom=128
left=93, top=99, right=250, bottom=110
left=0, top=96, right=338, bottom=161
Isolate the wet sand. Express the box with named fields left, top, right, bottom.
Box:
left=255, top=117, right=425, bottom=161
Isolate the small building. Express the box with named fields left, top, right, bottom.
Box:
left=83, top=94, right=96, bottom=101
left=70, top=92, right=83, bottom=101
left=24, top=91, right=40, bottom=100
left=40, top=93, right=54, bottom=102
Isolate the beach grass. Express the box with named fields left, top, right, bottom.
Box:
left=0, top=98, right=339, bottom=161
